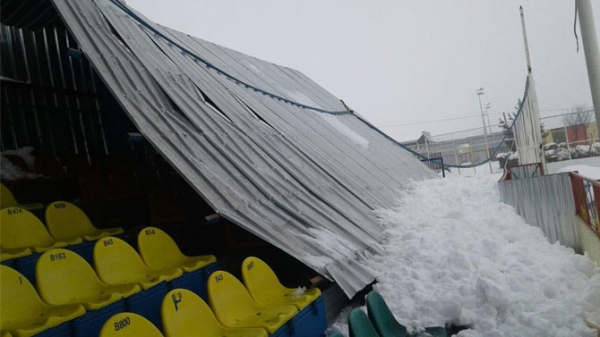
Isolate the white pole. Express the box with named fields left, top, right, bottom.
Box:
left=520, top=6, right=532, bottom=73
left=477, top=88, right=493, bottom=173
left=577, top=0, right=600, bottom=138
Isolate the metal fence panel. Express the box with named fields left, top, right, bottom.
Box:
left=498, top=173, right=580, bottom=250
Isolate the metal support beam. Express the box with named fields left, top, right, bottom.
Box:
left=577, top=0, right=600, bottom=140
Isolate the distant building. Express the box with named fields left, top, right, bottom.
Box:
left=402, top=131, right=511, bottom=166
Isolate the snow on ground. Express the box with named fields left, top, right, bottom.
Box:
left=331, top=174, right=600, bottom=337
left=556, top=165, right=600, bottom=180
left=547, top=157, right=600, bottom=174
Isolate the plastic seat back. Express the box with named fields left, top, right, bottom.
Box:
left=349, top=309, right=381, bottom=337
left=45, top=201, right=121, bottom=240
left=366, top=291, right=407, bottom=337
left=162, top=288, right=222, bottom=337
left=94, top=236, right=157, bottom=286
left=137, top=227, right=185, bottom=270
left=162, top=288, right=268, bottom=337
left=1, top=265, right=48, bottom=329
left=207, top=270, right=261, bottom=327
left=242, top=256, right=319, bottom=310
left=0, top=183, right=19, bottom=209
left=241, top=257, right=288, bottom=306
left=0, top=207, right=59, bottom=251
left=36, top=248, right=110, bottom=306
left=99, top=312, right=164, bottom=337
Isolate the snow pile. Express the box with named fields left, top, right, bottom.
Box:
left=557, top=165, right=600, bottom=180
left=332, top=175, right=600, bottom=337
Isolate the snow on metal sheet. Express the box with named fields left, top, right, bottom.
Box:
left=51, top=0, right=434, bottom=297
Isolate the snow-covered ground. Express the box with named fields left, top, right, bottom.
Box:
left=547, top=157, right=600, bottom=174
left=556, top=165, right=600, bottom=180
left=330, top=175, right=600, bottom=337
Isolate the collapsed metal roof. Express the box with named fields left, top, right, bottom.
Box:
left=47, top=0, right=435, bottom=297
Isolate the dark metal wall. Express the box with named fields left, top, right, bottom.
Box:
left=1, top=23, right=109, bottom=163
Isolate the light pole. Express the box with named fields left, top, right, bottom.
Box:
left=485, top=103, right=492, bottom=135
left=476, top=88, right=488, bottom=136
left=476, top=88, right=493, bottom=173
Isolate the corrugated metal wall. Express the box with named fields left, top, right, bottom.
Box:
left=0, top=23, right=108, bottom=161
left=498, top=173, right=580, bottom=251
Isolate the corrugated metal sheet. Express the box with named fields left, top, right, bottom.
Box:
left=49, top=0, right=435, bottom=297
left=498, top=173, right=580, bottom=251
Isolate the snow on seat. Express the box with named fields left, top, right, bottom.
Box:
left=349, top=309, right=381, bottom=337
left=241, top=256, right=321, bottom=310
left=93, top=236, right=182, bottom=290
left=0, top=265, right=85, bottom=337
left=366, top=291, right=446, bottom=337
left=36, top=248, right=140, bottom=310
left=45, top=201, right=123, bottom=242
left=161, top=288, right=268, bottom=337
left=137, top=227, right=216, bottom=273
left=99, top=312, right=164, bottom=337
left=207, top=270, right=297, bottom=334
left=0, top=207, right=74, bottom=262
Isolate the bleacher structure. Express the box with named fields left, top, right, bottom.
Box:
left=1, top=0, right=438, bottom=336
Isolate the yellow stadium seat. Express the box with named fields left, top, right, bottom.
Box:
left=94, top=236, right=182, bottom=290
left=99, top=312, right=164, bottom=337
left=1, top=331, right=13, bottom=337
left=242, top=256, right=321, bottom=311
left=0, top=265, right=86, bottom=337
left=207, top=271, right=297, bottom=334
left=162, top=288, right=268, bottom=337
left=137, top=227, right=216, bottom=272
left=0, top=183, right=43, bottom=211
left=45, top=201, right=123, bottom=241
left=36, top=248, right=140, bottom=310
left=0, top=207, right=78, bottom=261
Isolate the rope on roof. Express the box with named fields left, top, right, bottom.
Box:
left=107, top=0, right=352, bottom=115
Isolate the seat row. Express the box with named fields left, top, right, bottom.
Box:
left=348, top=291, right=446, bottom=337
left=0, top=202, right=123, bottom=262
left=1, top=225, right=217, bottom=337
left=1, top=256, right=325, bottom=337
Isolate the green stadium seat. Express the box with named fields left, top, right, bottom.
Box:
left=0, top=265, right=85, bottom=337
left=207, top=270, right=296, bottom=334
left=36, top=248, right=140, bottom=310
left=349, top=309, right=380, bottom=337
left=99, top=312, right=164, bottom=337
left=45, top=201, right=123, bottom=241
left=137, top=227, right=216, bottom=272
left=366, top=291, right=446, bottom=337
left=162, top=288, right=268, bottom=337
left=241, top=256, right=320, bottom=310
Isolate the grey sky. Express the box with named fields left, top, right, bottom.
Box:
left=126, top=0, right=599, bottom=142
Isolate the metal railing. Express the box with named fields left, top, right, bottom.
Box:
left=420, top=157, right=446, bottom=178
left=503, top=162, right=544, bottom=180
left=570, top=172, right=600, bottom=236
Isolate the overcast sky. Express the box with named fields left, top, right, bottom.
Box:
left=125, top=0, right=599, bottom=142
